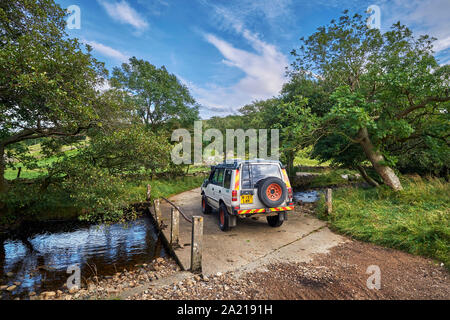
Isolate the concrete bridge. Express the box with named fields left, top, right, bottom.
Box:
left=150, top=188, right=346, bottom=276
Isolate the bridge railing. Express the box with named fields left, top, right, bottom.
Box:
left=147, top=185, right=203, bottom=273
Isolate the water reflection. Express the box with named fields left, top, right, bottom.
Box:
left=293, top=190, right=321, bottom=203
left=0, top=215, right=164, bottom=299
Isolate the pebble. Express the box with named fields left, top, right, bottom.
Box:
left=0, top=285, right=8, bottom=290
left=6, top=272, right=14, bottom=277
left=69, top=286, right=79, bottom=294
left=14, top=281, right=21, bottom=286
left=41, top=291, right=56, bottom=298
left=6, top=285, right=17, bottom=291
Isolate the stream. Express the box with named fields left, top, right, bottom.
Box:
left=293, top=190, right=321, bottom=203
left=0, top=214, right=165, bottom=300
left=0, top=190, right=320, bottom=300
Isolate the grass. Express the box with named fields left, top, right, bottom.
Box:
left=294, top=147, right=331, bottom=167
left=291, top=166, right=361, bottom=189
left=4, top=143, right=82, bottom=180
left=317, top=176, right=450, bottom=269
left=308, top=168, right=360, bottom=188
left=125, top=174, right=207, bottom=203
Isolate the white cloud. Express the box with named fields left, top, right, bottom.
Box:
left=98, top=0, right=149, bottom=31
left=83, top=40, right=129, bottom=62
left=382, top=0, right=450, bottom=53
left=185, top=1, right=290, bottom=117
left=187, top=30, right=288, bottom=116
left=200, top=0, right=294, bottom=34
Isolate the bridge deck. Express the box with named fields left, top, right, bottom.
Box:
left=152, top=188, right=346, bottom=276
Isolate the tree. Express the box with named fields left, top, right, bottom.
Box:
left=240, top=97, right=318, bottom=174
left=0, top=0, right=113, bottom=197
left=110, top=57, right=200, bottom=131
left=82, top=125, right=172, bottom=177
left=289, top=12, right=450, bottom=190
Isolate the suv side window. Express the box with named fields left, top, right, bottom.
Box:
left=224, top=169, right=232, bottom=189
left=213, top=168, right=225, bottom=186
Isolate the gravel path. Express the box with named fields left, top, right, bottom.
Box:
left=125, top=241, right=449, bottom=300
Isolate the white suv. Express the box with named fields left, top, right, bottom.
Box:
left=201, top=159, right=294, bottom=231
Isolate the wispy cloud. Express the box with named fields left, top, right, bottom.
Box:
left=98, top=0, right=149, bottom=31
left=381, top=0, right=450, bottom=53
left=200, top=0, right=294, bottom=34
left=184, top=1, right=290, bottom=117
left=83, top=40, right=129, bottom=62
left=186, top=29, right=288, bottom=117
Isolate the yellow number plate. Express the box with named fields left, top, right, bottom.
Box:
left=241, top=195, right=253, bottom=204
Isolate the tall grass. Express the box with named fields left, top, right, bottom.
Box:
left=318, top=176, right=450, bottom=269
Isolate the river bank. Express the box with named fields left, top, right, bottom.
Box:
left=18, top=233, right=449, bottom=300
left=0, top=210, right=169, bottom=300
left=0, top=174, right=207, bottom=233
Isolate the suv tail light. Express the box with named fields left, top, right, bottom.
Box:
left=232, top=190, right=238, bottom=202
left=288, top=187, right=293, bottom=200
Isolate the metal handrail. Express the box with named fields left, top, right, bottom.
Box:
left=161, top=197, right=192, bottom=223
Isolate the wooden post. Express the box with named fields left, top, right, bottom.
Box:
left=326, top=188, right=332, bottom=215
left=154, top=199, right=162, bottom=226
left=170, top=207, right=179, bottom=247
left=190, top=216, right=203, bottom=273
left=146, top=184, right=151, bottom=202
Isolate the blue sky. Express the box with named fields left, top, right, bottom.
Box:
left=57, top=0, right=450, bottom=119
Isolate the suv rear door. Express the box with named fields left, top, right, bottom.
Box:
left=239, top=163, right=284, bottom=209
left=222, top=168, right=233, bottom=210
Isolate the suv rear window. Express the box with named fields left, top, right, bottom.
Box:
left=241, top=163, right=281, bottom=189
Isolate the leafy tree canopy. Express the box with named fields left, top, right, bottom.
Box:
left=0, top=0, right=122, bottom=194
left=287, top=11, right=449, bottom=190
left=110, top=57, right=200, bottom=131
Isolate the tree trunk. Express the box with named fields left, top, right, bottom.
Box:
left=0, top=144, right=6, bottom=193
left=358, top=128, right=403, bottom=191
left=0, top=144, right=6, bottom=211
left=356, top=165, right=380, bottom=187
left=286, top=153, right=295, bottom=176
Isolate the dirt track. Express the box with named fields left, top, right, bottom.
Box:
left=129, top=240, right=449, bottom=300
left=132, top=186, right=450, bottom=300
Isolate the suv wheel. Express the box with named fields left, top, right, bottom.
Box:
left=218, top=203, right=230, bottom=231
left=267, top=214, right=284, bottom=227
left=257, top=177, right=287, bottom=208
left=201, top=195, right=211, bottom=214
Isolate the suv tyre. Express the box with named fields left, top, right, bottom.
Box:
left=257, top=177, right=287, bottom=208
left=201, top=194, right=212, bottom=214
left=218, top=202, right=230, bottom=231
left=267, top=214, right=284, bottom=227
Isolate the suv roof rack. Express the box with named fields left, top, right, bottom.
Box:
left=213, top=158, right=285, bottom=169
